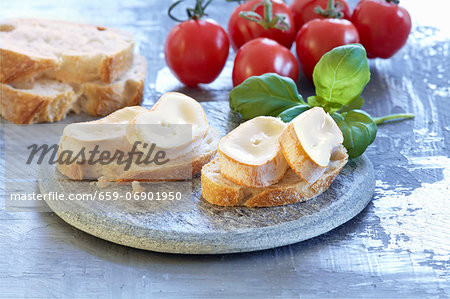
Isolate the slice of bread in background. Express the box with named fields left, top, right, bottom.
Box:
left=73, top=55, right=146, bottom=116
left=0, top=79, right=77, bottom=124
left=0, top=55, right=146, bottom=124
left=0, top=18, right=134, bottom=84
left=201, top=145, right=348, bottom=207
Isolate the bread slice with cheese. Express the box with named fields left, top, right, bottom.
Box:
left=0, top=19, right=134, bottom=84
left=58, top=127, right=219, bottom=181
left=218, top=117, right=289, bottom=187
left=57, top=93, right=219, bottom=182
left=0, top=55, right=146, bottom=124
left=279, top=107, right=344, bottom=184
left=201, top=145, right=348, bottom=207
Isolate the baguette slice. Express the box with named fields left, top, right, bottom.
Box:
left=201, top=145, right=348, bottom=207
left=0, top=19, right=134, bottom=84
left=218, top=116, right=288, bottom=187
left=279, top=107, right=343, bottom=184
left=0, top=55, right=146, bottom=124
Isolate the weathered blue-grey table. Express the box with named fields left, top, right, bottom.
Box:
left=0, top=0, right=449, bottom=298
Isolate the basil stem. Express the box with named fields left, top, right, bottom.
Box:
left=374, top=113, right=414, bottom=125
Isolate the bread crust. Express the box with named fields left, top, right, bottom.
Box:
left=279, top=122, right=327, bottom=184
left=201, top=145, right=348, bottom=207
left=0, top=48, right=58, bottom=83
left=99, top=42, right=135, bottom=84
left=0, top=82, right=77, bottom=124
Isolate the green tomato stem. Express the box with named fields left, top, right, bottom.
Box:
left=314, top=0, right=344, bottom=18
left=168, top=0, right=213, bottom=22
left=264, top=0, right=272, bottom=24
left=374, top=113, right=414, bottom=125
left=327, top=0, right=334, bottom=11
left=239, top=0, right=290, bottom=31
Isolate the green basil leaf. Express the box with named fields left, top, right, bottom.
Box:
left=229, top=73, right=305, bottom=120
left=339, top=96, right=364, bottom=113
left=307, top=96, right=343, bottom=113
left=331, top=110, right=377, bottom=158
left=278, top=104, right=310, bottom=123
left=313, top=44, right=370, bottom=107
left=307, top=95, right=324, bottom=107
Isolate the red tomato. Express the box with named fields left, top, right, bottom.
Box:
left=228, top=0, right=296, bottom=50
left=295, top=19, right=359, bottom=80
left=164, top=19, right=229, bottom=87
left=352, top=0, right=411, bottom=59
left=290, top=0, right=352, bottom=32
left=232, top=38, right=299, bottom=87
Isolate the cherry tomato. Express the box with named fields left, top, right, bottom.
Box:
left=352, top=0, right=411, bottom=59
left=232, top=38, right=299, bottom=87
left=295, top=19, right=359, bottom=80
left=164, top=19, right=229, bottom=87
left=290, top=0, right=352, bottom=32
left=228, top=0, right=296, bottom=50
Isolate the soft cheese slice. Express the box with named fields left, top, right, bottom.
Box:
left=60, top=106, right=148, bottom=155
left=127, top=92, right=209, bottom=157
left=279, top=107, right=344, bottom=184
left=218, top=116, right=289, bottom=187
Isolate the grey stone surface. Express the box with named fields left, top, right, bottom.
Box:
left=1, top=0, right=449, bottom=297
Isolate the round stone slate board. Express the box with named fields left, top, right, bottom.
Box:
left=39, top=102, right=375, bottom=254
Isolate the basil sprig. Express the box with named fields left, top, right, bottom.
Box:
left=229, top=44, right=414, bottom=158
left=311, top=44, right=370, bottom=112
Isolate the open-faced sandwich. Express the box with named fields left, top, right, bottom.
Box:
left=57, top=92, right=220, bottom=182
left=201, top=107, right=348, bottom=207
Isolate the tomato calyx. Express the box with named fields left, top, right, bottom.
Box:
left=168, top=0, right=213, bottom=22
left=385, top=0, right=400, bottom=4
left=314, top=0, right=345, bottom=19
left=239, top=0, right=290, bottom=31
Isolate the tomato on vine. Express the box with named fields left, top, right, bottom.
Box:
left=352, top=0, right=411, bottom=58
left=227, top=0, right=296, bottom=50
left=164, top=0, right=230, bottom=86
left=289, top=0, right=351, bottom=32
left=295, top=0, right=359, bottom=80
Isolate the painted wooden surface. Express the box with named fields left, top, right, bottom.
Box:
left=0, top=0, right=449, bottom=298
